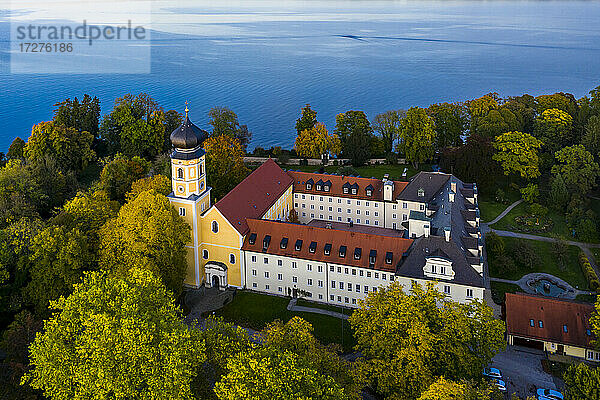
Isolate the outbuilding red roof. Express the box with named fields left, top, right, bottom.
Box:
left=287, top=171, right=408, bottom=201
left=242, top=218, right=413, bottom=272
left=215, top=159, right=293, bottom=235
left=505, top=292, right=595, bottom=348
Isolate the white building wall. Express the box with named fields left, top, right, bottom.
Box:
left=393, top=276, right=485, bottom=304
left=327, top=262, right=395, bottom=307
left=293, top=193, right=387, bottom=227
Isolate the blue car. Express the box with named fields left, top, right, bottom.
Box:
left=537, top=388, right=564, bottom=400
left=482, top=367, right=502, bottom=379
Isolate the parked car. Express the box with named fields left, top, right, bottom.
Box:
left=490, top=378, right=507, bottom=392
left=482, top=367, right=502, bottom=379
left=537, top=388, right=564, bottom=400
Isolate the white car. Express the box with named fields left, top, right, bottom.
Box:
left=482, top=367, right=502, bottom=379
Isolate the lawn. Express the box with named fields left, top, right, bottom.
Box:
left=296, top=298, right=351, bottom=314
left=490, top=202, right=575, bottom=240
left=477, top=177, right=521, bottom=223
left=215, top=291, right=356, bottom=352
left=277, top=163, right=433, bottom=181
left=490, top=281, right=521, bottom=305
left=487, top=237, right=588, bottom=290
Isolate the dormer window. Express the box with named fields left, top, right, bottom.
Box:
left=280, top=237, right=288, bottom=249
left=262, top=235, right=271, bottom=251
left=563, top=324, right=568, bottom=333
left=385, top=252, right=393, bottom=264
left=418, top=187, right=425, bottom=197
left=366, top=189, right=372, bottom=196
left=354, top=247, right=362, bottom=260
left=339, top=245, right=347, bottom=258
left=316, top=184, right=321, bottom=191
left=248, top=233, right=257, bottom=245
left=306, top=179, right=314, bottom=190
left=324, top=243, right=332, bottom=256
left=369, top=250, right=377, bottom=265
left=309, top=241, right=317, bottom=253
left=306, top=183, right=312, bottom=190
left=351, top=188, right=357, bottom=195
left=343, top=187, right=349, bottom=194
left=295, top=239, right=303, bottom=251
left=324, top=181, right=331, bottom=192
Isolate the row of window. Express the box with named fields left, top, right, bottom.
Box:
left=295, top=193, right=421, bottom=211
left=331, top=281, right=379, bottom=293
left=203, top=249, right=236, bottom=264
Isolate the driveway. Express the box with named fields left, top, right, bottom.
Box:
left=491, top=346, right=557, bottom=399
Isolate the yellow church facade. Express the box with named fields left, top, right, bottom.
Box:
left=167, top=111, right=293, bottom=290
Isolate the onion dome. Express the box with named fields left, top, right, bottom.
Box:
left=170, top=103, right=209, bottom=149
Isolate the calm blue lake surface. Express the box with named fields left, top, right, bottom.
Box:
left=1, top=1, right=600, bottom=151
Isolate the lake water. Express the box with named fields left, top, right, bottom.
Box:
left=1, top=0, right=600, bottom=152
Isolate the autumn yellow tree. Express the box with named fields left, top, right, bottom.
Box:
left=99, top=190, right=190, bottom=295
left=295, top=122, right=341, bottom=159
left=492, top=131, right=543, bottom=180
left=204, top=134, right=249, bottom=200
left=24, top=269, right=206, bottom=400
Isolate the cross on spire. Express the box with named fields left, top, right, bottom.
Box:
left=185, top=101, right=189, bottom=118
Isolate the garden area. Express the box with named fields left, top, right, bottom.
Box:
left=490, top=281, right=521, bottom=305
left=215, top=291, right=356, bottom=352
left=486, top=235, right=589, bottom=291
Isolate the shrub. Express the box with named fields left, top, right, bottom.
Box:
left=485, top=232, right=505, bottom=258
left=495, top=189, right=507, bottom=204
left=512, top=240, right=540, bottom=270
left=579, top=252, right=600, bottom=292
left=335, top=166, right=359, bottom=177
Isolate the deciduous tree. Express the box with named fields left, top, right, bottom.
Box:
left=492, top=131, right=542, bottom=180
left=7, top=137, right=25, bottom=160
left=563, top=363, right=600, bottom=400
left=0, top=160, right=45, bottom=227
left=551, top=144, right=600, bottom=196
left=349, top=282, right=505, bottom=400
left=475, top=107, right=520, bottom=138
left=99, top=93, right=170, bottom=158
left=99, top=154, right=151, bottom=202
left=127, top=174, right=171, bottom=201
left=203, top=134, right=249, bottom=200
left=399, top=107, right=437, bottom=168
left=549, top=173, right=569, bottom=210
left=99, top=190, right=190, bottom=296
left=534, top=108, right=574, bottom=152
left=427, top=103, right=467, bottom=148
left=24, top=269, right=206, bottom=400
left=335, top=110, right=373, bottom=166
left=209, top=106, right=252, bottom=150
left=373, top=110, right=404, bottom=154
left=295, top=122, right=341, bottom=159
left=582, top=115, right=600, bottom=158
left=24, top=121, right=95, bottom=172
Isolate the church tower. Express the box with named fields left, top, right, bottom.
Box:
left=168, top=104, right=212, bottom=287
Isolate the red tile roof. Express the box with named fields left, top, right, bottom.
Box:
left=215, top=159, right=293, bottom=235
left=505, top=292, right=595, bottom=348
left=287, top=171, right=408, bottom=201
left=242, top=219, right=413, bottom=272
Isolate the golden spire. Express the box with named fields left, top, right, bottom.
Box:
left=184, top=101, right=189, bottom=118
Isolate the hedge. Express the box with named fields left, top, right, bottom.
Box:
left=579, top=252, right=600, bottom=293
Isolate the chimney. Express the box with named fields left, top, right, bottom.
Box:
left=444, top=227, right=451, bottom=242
left=383, top=173, right=389, bottom=182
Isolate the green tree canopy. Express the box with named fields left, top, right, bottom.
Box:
left=563, top=363, right=600, bottom=400
left=209, top=106, right=252, bottom=150
left=335, top=110, right=373, bottom=166
left=399, top=107, right=437, bottom=168
left=7, top=137, right=25, bottom=160
left=126, top=174, right=171, bottom=201
left=551, top=144, right=600, bottom=196
left=373, top=110, right=404, bottom=154
left=214, top=347, right=351, bottom=400
left=53, top=94, right=101, bottom=138
left=295, top=104, right=318, bottom=135
left=24, top=269, right=206, bottom=400
left=25, top=225, right=95, bottom=315
left=99, top=93, right=171, bottom=158
left=24, top=121, right=95, bottom=172
left=99, top=154, right=151, bottom=202
left=99, top=190, right=190, bottom=296
left=582, top=115, right=600, bottom=158
left=427, top=103, right=467, bottom=149
left=295, top=122, right=341, bottom=159
left=203, top=134, right=250, bottom=200
left=475, top=107, right=520, bottom=138
left=492, top=131, right=543, bottom=180
left=349, top=282, right=505, bottom=400
left=417, top=376, right=499, bottom=400
left=534, top=108, right=574, bottom=153
left=549, top=173, right=569, bottom=210
left=535, top=92, right=579, bottom=120
left=0, top=160, right=46, bottom=227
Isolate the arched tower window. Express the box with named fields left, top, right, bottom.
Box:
left=177, top=168, right=184, bottom=179
left=199, top=163, right=203, bottom=175
left=212, top=221, right=219, bottom=233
